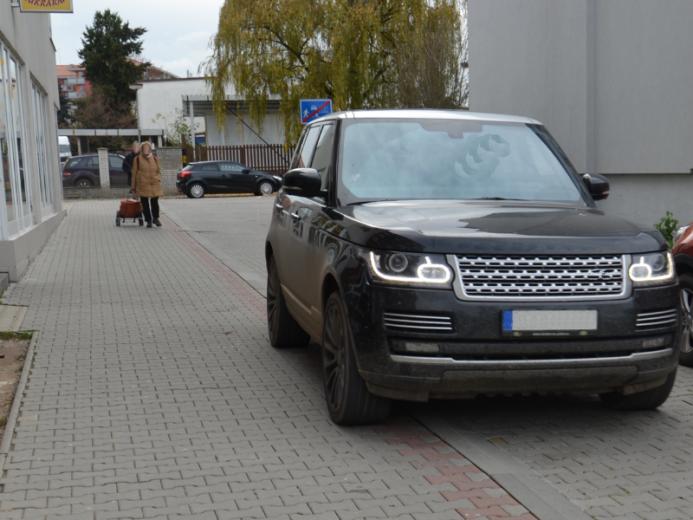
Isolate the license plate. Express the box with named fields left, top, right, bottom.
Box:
left=502, top=310, right=597, bottom=336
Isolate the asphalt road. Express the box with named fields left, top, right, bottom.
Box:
left=164, top=196, right=693, bottom=520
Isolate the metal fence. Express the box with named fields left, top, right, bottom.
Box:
left=186, top=144, right=294, bottom=175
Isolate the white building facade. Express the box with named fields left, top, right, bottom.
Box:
left=135, top=78, right=286, bottom=147
left=0, top=5, right=64, bottom=280
left=468, top=0, right=693, bottom=227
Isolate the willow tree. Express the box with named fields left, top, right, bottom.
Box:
left=206, top=0, right=465, bottom=144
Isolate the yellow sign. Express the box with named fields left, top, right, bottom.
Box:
left=19, top=0, right=73, bottom=13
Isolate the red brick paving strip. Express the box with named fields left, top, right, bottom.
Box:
left=168, top=215, right=537, bottom=520
left=384, top=429, right=536, bottom=519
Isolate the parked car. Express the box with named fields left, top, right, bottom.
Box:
left=62, top=153, right=128, bottom=188
left=176, top=161, right=282, bottom=198
left=265, top=109, right=681, bottom=425
left=672, top=226, right=693, bottom=366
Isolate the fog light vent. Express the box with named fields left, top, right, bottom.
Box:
left=636, top=309, right=678, bottom=329
left=383, top=312, right=454, bottom=333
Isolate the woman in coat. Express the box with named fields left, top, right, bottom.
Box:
left=131, top=141, right=163, bottom=228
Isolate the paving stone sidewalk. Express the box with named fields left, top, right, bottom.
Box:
left=164, top=196, right=693, bottom=520
left=0, top=201, right=534, bottom=520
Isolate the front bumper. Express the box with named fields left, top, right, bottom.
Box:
left=343, top=282, right=681, bottom=401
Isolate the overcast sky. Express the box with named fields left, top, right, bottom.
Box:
left=51, top=0, right=226, bottom=77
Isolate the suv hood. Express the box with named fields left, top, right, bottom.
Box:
left=335, top=200, right=664, bottom=254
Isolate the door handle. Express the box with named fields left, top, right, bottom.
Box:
left=290, top=212, right=301, bottom=220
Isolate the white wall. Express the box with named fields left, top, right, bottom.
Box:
left=468, top=0, right=693, bottom=226
left=0, top=5, right=65, bottom=279
left=137, top=78, right=209, bottom=137
left=205, top=111, right=285, bottom=146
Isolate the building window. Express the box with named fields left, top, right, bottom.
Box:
left=31, top=83, right=54, bottom=212
left=0, top=44, right=34, bottom=236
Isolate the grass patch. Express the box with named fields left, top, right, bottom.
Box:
left=0, top=331, right=33, bottom=341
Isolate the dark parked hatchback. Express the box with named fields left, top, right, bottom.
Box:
left=176, top=161, right=282, bottom=198
left=265, top=110, right=682, bottom=425
left=62, top=154, right=128, bottom=188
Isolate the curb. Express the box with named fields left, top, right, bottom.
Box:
left=417, top=414, right=592, bottom=520
left=0, top=331, right=38, bottom=459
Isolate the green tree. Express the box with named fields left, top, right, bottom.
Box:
left=57, top=89, right=72, bottom=128
left=78, top=10, right=148, bottom=113
left=207, top=0, right=465, bottom=144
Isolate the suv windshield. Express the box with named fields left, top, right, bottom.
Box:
left=338, top=119, right=584, bottom=205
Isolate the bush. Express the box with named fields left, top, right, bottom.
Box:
left=656, top=211, right=679, bottom=248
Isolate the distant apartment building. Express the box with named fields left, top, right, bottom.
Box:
left=56, top=64, right=91, bottom=100
left=57, top=61, right=177, bottom=102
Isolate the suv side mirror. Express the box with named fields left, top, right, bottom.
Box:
left=582, top=173, right=610, bottom=201
left=283, top=168, right=321, bottom=197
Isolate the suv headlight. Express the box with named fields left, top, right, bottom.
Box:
left=365, top=251, right=453, bottom=287
left=628, top=252, right=675, bottom=286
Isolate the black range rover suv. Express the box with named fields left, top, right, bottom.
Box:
left=265, top=110, right=682, bottom=425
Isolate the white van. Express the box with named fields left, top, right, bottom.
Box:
left=58, top=136, right=71, bottom=163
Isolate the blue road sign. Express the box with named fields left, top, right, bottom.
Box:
left=300, top=99, right=333, bottom=124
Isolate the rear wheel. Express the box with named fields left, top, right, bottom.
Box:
left=115, top=211, right=121, bottom=227
left=322, top=291, right=391, bottom=425
left=600, top=371, right=676, bottom=410
left=188, top=182, right=205, bottom=199
left=266, top=257, right=309, bottom=349
left=76, top=177, right=94, bottom=188
left=257, top=181, right=274, bottom=196
left=679, top=273, right=693, bottom=366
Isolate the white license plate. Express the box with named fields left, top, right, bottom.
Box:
left=502, top=310, right=597, bottom=333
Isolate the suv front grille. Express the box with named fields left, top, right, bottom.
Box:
left=453, top=254, right=627, bottom=300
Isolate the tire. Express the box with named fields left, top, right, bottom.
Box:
left=188, top=182, right=205, bottom=199
left=257, top=181, right=274, bottom=196
left=266, top=257, right=309, bottom=349
left=76, top=177, right=95, bottom=188
left=600, top=370, right=676, bottom=410
left=115, top=212, right=121, bottom=227
left=321, top=291, right=391, bottom=425
left=679, top=273, right=693, bottom=366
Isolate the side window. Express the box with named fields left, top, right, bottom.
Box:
left=219, top=162, right=244, bottom=172
left=87, top=156, right=99, bottom=168
left=310, top=124, right=336, bottom=190
left=109, top=156, right=123, bottom=170
left=66, top=157, right=80, bottom=169
left=199, top=163, right=219, bottom=172
left=293, top=125, right=322, bottom=169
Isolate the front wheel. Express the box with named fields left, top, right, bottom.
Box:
left=600, top=371, right=676, bottom=410
left=266, top=257, right=309, bottom=349
left=679, top=273, right=693, bottom=366
left=188, top=182, right=205, bottom=199
left=322, top=292, right=391, bottom=425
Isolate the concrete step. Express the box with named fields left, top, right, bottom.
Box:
left=0, top=305, right=26, bottom=332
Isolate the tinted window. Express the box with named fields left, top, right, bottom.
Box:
left=338, top=119, right=583, bottom=204
left=197, top=163, right=219, bottom=172
left=109, top=156, right=123, bottom=170
left=65, top=157, right=82, bottom=169
left=294, top=125, right=321, bottom=169
left=86, top=156, right=99, bottom=169
left=310, top=124, right=335, bottom=189
left=219, top=162, right=244, bottom=172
